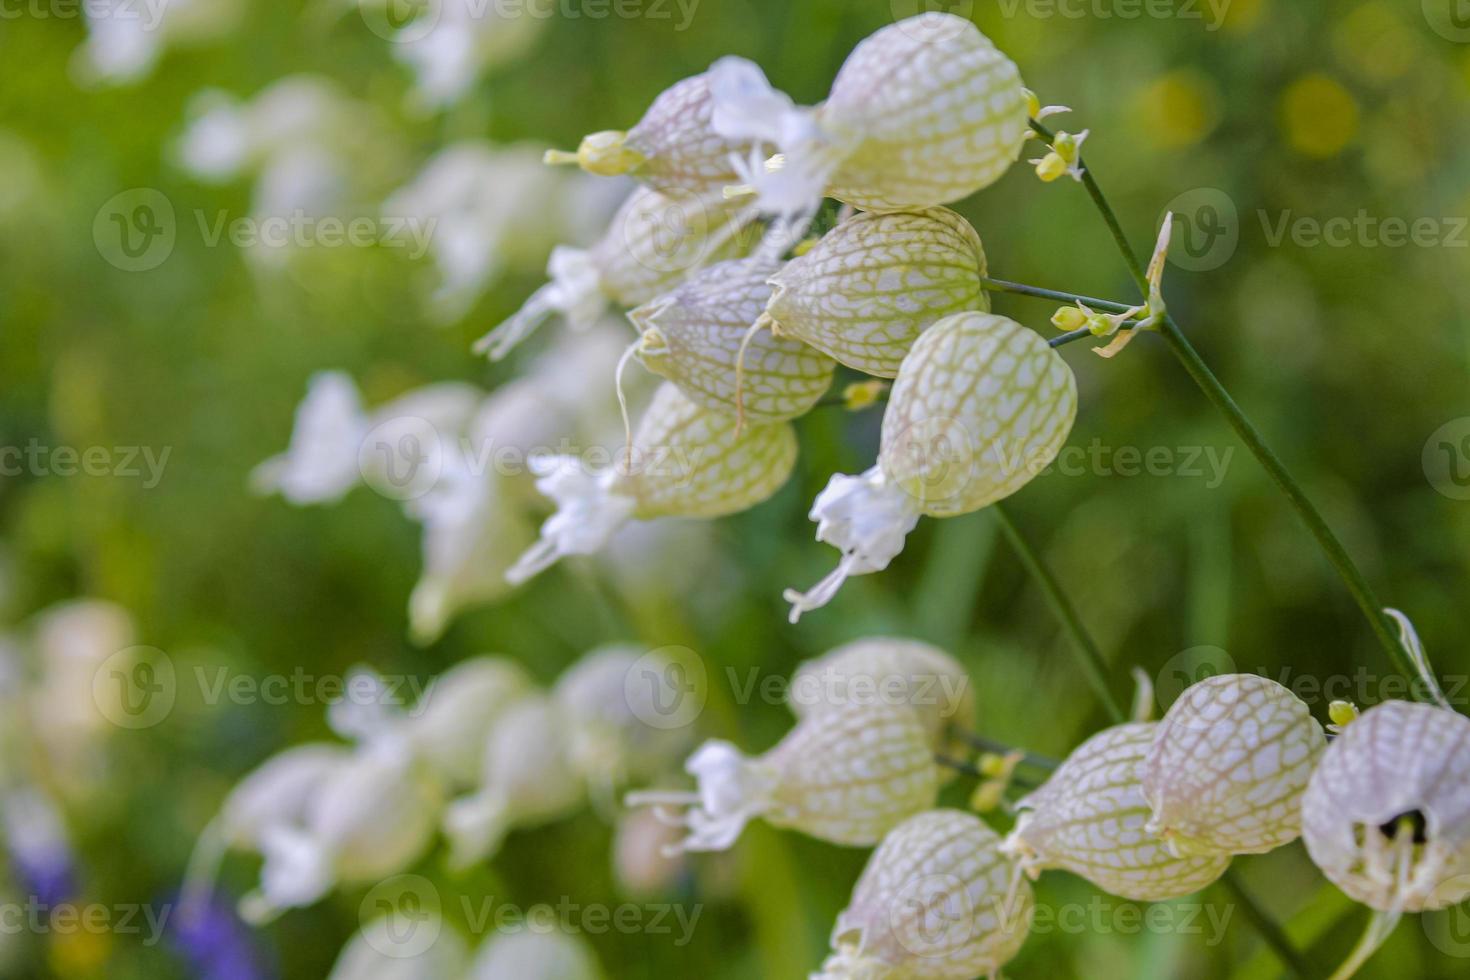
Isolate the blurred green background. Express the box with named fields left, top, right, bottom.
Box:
left=2, top=0, right=1470, bottom=977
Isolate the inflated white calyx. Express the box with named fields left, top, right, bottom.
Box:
left=475, top=185, right=752, bottom=360
left=627, top=703, right=940, bottom=852
left=762, top=207, right=989, bottom=378
left=816, top=809, right=1033, bottom=980
left=551, top=644, right=694, bottom=794
left=241, top=744, right=443, bottom=923
left=403, top=656, right=535, bottom=788
left=443, top=695, right=583, bottom=870
left=785, top=312, right=1076, bottom=621
left=544, top=70, right=751, bottom=197
left=629, top=257, right=835, bottom=423
left=1142, top=673, right=1326, bottom=857
left=505, top=382, right=798, bottom=585
left=708, top=14, right=1029, bottom=218
left=466, top=929, right=605, bottom=980
left=1302, top=699, right=1470, bottom=913
left=787, top=637, right=975, bottom=759
left=327, top=916, right=471, bottom=980
left=1004, top=723, right=1231, bottom=902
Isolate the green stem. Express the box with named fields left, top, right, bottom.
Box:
left=954, top=730, right=1060, bottom=770
left=1033, top=120, right=1418, bottom=685
left=992, top=503, right=1125, bottom=723
left=1218, top=873, right=1316, bottom=980
left=981, top=276, right=1135, bottom=314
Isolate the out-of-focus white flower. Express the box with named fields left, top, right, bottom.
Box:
left=252, top=372, right=370, bottom=505
left=74, top=0, right=241, bottom=86
left=242, top=745, right=443, bottom=922
left=1142, top=673, right=1325, bottom=857
left=1004, top=723, right=1231, bottom=902
left=785, top=313, right=1076, bottom=621
left=465, top=929, right=604, bottom=980
left=383, top=142, right=587, bottom=323
left=707, top=15, right=1029, bottom=218
left=443, top=696, right=583, bottom=870
left=613, top=807, right=688, bottom=898
left=327, top=917, right=470, bottom=980
left=392, top=0, right=546, bottom=109
left=404, top=656, right=534, bottom=788
left=787, top=637, right=975, bottom=761
left=552, top=645, right=694, bottom=797
left=28, top=600, right=137, bottom=774
left=816, top=809, right=1032, bottom=980
left=762, top=207, right=989, bottom=378
left=1303, top=700, right=1470, bottom=913
left=627, top=703, right=939, bottom=853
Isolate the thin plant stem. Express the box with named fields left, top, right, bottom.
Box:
left=980, top=275, right=1135, bottom=314
left=953, top=731, right=1060, bottom=771
left=992, top=503, right=1125, bottom=723
left=1027, top=119, right=1418, bottom=685
left=995, top=501, right=1315, bottom=976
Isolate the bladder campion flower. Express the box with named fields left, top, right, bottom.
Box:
left=759, top=207, right=989, bottom=378
left=443, top=695, right=583, bottom=870
left=815, top=809, right=1033, bottom=979
left=505, top=382, right=798, bottom=585
left=787, top=637, right=975, bottom=761
left=784, top=312, right=1076, bottom=621
left=544, top=70, right=751, bottom=197
left=475, top=185, right=752, bottom=360
left=1142, top=673, right=1325, bottom=857
left=1302, top=700, right=1470, bottom=912
left=626, top=703, right=940, bottom=852
left=708, top=14, right=1029, bottom=217
left=402, top=656, right=534, bottom=789
left=628, top=257, right=835, bottom=423
left=1004, top=723, right=1231, bottom=901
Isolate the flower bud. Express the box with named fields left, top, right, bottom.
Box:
left=218, top=743, right=352, bottom=849
left=467, top=929, right=604, bottom=980
left=1005, top=723, right=1231, bottom=901
left=552, top=644, right=694, bottom=792
left=630, top=257, right=835, bottom=422
left=709, top=15, right=1028, bottom=217
left=816, top=809, right=1032, bottom=980
left=785, top=313, right=1076, bottom=620
left=627, top=704, right=939, bottom=852
left=243, top=746, right=443, bottom=922
left=404, top=656, right=535, bottom=788
left=761, top=208, right=989, bottom=378
left=787, top=637, right=975, bottom=761
left=1050, top=305, right=1088, bottom=332
left=443, top=695, right=583, bottom=870
left=475, top=185, right=753, bottom=360
left=505, top=383, right=797, bottom=585
left=546, top=71, right=749, bottom=197
left=1142, top=673, right=1325, bottom=857
left=1302, top=700, right=1470, bottom=912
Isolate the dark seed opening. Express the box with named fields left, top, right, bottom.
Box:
left=1378, top=809, right=1429, bottom=845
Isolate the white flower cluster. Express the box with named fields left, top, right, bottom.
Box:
left=329, top=915, right=604, bottom=980
left=475, top=14, right=1079, bottom=621
left=184, top=645, right=695, bottom=925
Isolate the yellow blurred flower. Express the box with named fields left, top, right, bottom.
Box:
left=1132, top=71, right=1221, bottom=149
left=1280, top=74, right=1359, bottom=157
left=1333, top=3, right=1417, bottom=84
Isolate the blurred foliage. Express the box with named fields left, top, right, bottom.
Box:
left=1, top=0, right=1470, bottom=977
